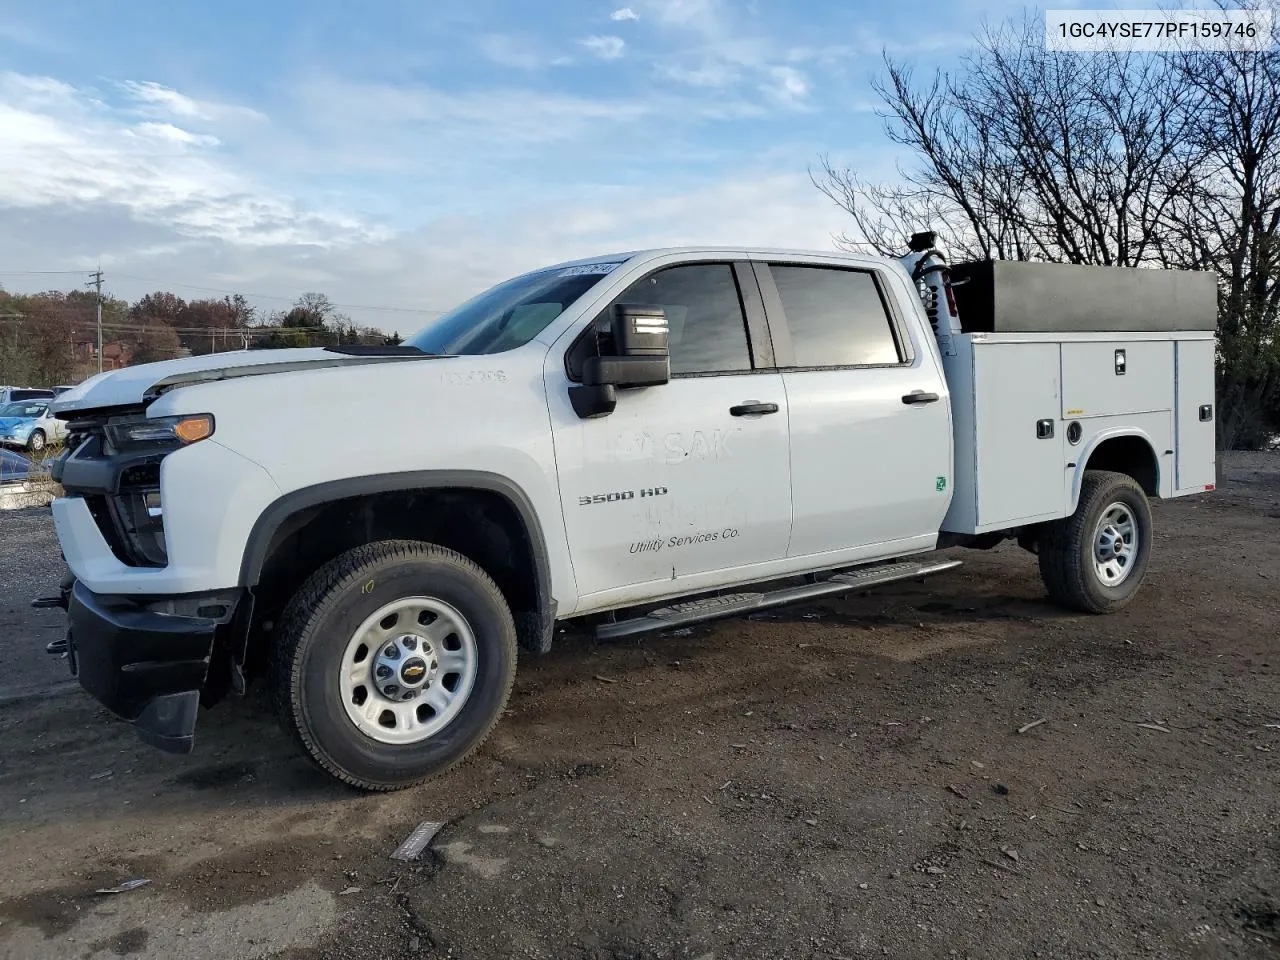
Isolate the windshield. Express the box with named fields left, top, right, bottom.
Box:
left=0, top=401, right=47, bottom=418
left=404, top=262, right=623, bottom=356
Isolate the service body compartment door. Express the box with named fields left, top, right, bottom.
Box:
left=1174, top=338, right=1216, bottom=491
left=971, top=342, right=1064, bottom=528
left=1061, top=341, right=1174, bottom=419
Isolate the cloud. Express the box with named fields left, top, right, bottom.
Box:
left=610, top=7, right=640, bottom=21
left=643, top=0, right=721, bottom=28
left=477, top=33, right=558, bottom=70
left=288, top=75, right=652, bottom=170
left=0, top=71, right=377, bottom=249
left=0, top=159, right=853, bottom=334
left=132, top=122, right=221, bottom=148
left=119, top=80, right=267, bottom=124
left=581, top=35, right=627, bottom=60
left=634, top=1, right=817, bottom=110
left=763, top=65, right=809, bottom=106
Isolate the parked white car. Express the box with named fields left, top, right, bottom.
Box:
left=0, top=399, right=69, bottom=453
left=0, top=386, right=55, bottom=405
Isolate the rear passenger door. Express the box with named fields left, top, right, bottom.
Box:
left=755, top=261, right=952, bottom=562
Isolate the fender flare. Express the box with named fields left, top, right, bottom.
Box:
left=1068, top=428, right=1161, bottom=514
left=237, top=470, right=556, bottom=651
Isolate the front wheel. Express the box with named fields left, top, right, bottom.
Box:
left=27, top=429, right=46, bottom=453
left=270, top=540, right=517, bottom=791
left=1038, top=470, right=1153, bottom=614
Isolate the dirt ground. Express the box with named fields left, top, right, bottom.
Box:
left=1, top=454, right=1277, bottom=960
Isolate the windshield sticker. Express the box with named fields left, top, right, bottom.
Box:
left=558, top=261, right=623, bottom=277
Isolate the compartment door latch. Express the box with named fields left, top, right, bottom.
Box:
left=1114, top=349, right=1127, bottom=375
left=1036, top=419, right=1056, bottom=439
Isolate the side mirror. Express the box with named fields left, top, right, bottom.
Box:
left=569, top=305, right=670, bottom=419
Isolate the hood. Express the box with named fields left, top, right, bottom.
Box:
left=0, top=416, right=33, bottom=431
left=52, top=347, right=437, bottom=417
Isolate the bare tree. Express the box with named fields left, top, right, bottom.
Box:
left=1169, top=9, right=1280, bottom=448
left=817, top=9, right=1280, bottom=448
left=815, top=18, right=1202, bottom=265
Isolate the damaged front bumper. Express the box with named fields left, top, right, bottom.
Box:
left=59, top=581, right=244, bottom=753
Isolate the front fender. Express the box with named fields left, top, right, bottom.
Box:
left=54, top=439, right=282, bottom=594
left=237, top=470, right=560, bottom=654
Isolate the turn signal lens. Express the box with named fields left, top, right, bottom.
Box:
left=174, top=415, right=214, bottom=444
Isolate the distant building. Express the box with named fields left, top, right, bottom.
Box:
left=101, top=341, right=134, bottom=370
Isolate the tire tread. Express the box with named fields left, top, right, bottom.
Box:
left=1038, top=470, right=1147, bottom=614
left=268, top=539, right=516, bottom=791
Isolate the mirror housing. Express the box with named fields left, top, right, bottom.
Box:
left=612, top=303, right=669, bottom=359
left=568, top=305, right=670, bottom=419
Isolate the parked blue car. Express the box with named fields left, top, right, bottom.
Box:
left=0, top=399, right=68, bottom=453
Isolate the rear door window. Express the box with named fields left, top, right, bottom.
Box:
left=769, top=265, right=904, bottom=368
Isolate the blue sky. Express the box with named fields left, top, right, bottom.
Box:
left=0, top=0, right=1014, bottom=330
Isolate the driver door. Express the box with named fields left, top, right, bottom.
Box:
left=546, top=261, right=793, bottom=604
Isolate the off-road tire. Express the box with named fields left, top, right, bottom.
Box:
left=1038, top=470, right=1152, bottom=614
left=269, top=540, right=517, bottom=791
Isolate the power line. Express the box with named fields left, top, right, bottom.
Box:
left=0, top=316, right=329, bottom=336
left=0, top=269, right=95, bottom=276
left=109, top=272, right=446, bottom=316
left=3, top=269, right=445, bottom=318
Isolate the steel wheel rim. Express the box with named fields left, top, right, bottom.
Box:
left=338, top=596, right=479, bottom=745
left=1093, top=502, right=1139, bottom=587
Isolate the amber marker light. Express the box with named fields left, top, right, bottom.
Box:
left=174, top=415, right=215, bottom=444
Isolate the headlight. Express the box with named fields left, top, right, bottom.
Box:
left=105, top=414, right=214, bottom=451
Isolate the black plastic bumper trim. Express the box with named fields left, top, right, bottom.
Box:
left=68, top=582, right=233, bottom=752
left=135, top=691, right=200, bottom=754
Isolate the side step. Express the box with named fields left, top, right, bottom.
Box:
left=595, top=558, right=963, bottom=641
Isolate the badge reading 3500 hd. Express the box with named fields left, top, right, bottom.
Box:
left=578, top=486, right=669, bottom=507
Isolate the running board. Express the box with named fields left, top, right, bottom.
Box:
left=595, top=558, right=963, bottom=641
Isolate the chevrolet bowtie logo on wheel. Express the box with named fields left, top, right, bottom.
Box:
left=401, top=660, right=427, bottom=682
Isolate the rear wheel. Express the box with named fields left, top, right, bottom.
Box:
left=1038, top=470, right=1152, bottom=613
left=270, top=540, right=517, bottom=791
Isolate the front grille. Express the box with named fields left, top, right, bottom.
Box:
left=59, top=406, right=168, bottom=568
left=120, top=462, right=161, bottom=489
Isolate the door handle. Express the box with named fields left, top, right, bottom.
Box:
left=729, top=401, right=779, bottom=417
left=901, top=391, right=939, bottom=405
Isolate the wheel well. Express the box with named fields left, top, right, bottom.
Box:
left=1083, top=435, right=1159, bottom=496
left=246, top=487, right=543, bottom=667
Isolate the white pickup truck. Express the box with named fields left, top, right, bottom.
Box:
left=42, top=235, right=1218, bottom=790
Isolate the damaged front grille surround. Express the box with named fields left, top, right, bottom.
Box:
left=58, top=408, right=215, bottom=569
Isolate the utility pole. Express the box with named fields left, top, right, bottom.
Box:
left=87, top=267, right=104, bottom=373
